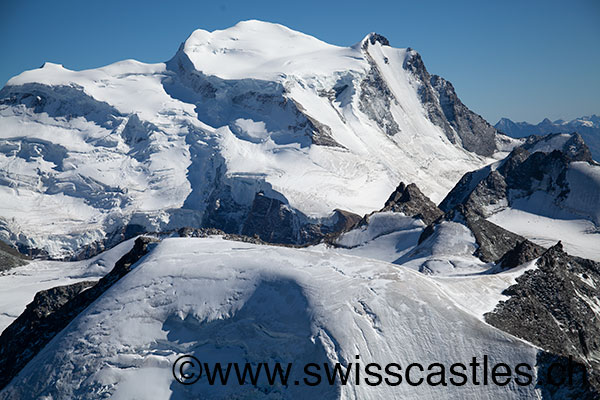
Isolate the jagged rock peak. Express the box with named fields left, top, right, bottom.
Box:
left=364, top=32, right=390, bottom=47
left=497, top=239, right=545, bottom=270
left=381, top=182, right=443, bottom=225
left=550, top=240, right=563, bottom=252
left=402, top=49, right=427, bottom=78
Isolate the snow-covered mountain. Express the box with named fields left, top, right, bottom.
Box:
left=495, top=115, right=600, bottom=160
left=2, top=20, right=600, bottom=399
left=0, top=20, right=513, bottom=260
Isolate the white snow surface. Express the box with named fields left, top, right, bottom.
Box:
left=527, top=133, right=572, bottom=155
left=489, top=208, right=600, bottom=261
left=0, top=20, right=492, bottom=258
left=179, top=20, right=365, bottom=81
left=334, top=216, right=492, bottom=276
left=487, top=161, right=600, bottom=261
left=1, top=237, right=540, bottom=399
left=336, top=212, right=424, bottom=249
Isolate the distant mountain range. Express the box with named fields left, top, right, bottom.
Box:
left=495, top=115, right=600, bottom=160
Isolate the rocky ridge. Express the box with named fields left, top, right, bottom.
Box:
left=486, top=242, right=600, bottom=397
left=0, top=236, right=158, bottom=390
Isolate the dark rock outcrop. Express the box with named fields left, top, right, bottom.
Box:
left=535, top=352, right=598, bottom=399
left=241, top=192, right=299, bottom=244
left=239, top=192, right=362, bottom=245
left=485, top=242, right=600, bottom=395
left=430, top=75, right=499, bottom=157
left=497, top=239, right=545, bottom=270
left=359, top=52, right=401, bottom=136
left=403, top=51, right=500, bottom=157
left=366, top=33, right=390, bottom=47
left=381, top=182, right=444, bottom=225
left=439, top=133, right=597, bottom=222
left=0, top=241, right=29, bottom=272
left=330, top=209, right=363, bottom=234
left=461, top=212, right=530, bottom=263
left=0, top=236, right=158, bottom=391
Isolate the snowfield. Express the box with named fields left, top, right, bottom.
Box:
left=488, top=208, right=600, bottom=261
left=487, top=158, right=600, bottom=262
left=1, top=237, right=540, bottom=400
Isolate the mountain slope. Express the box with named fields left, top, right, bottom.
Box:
left=0, top=20, right=509, bottom=259
left=439, top=133, right=600, bottom=261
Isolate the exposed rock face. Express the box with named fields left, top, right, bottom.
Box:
left=366, top=33, right=390, bottom=46
left=359, top=46, right=401, bottom=136
left=497, top=239, right=545, bottom=270
left=0, top=280, right=96, bottom=391
left=460, top=212, right=531, bottom=263
left=403, top=51, right=500, bottom=157
left=381, top=182, right=443, bottom=225
left=241, top=192, right=299, bottom=244
left=0, top=236, right=158, bottom=391
left=430, top=75, right=499, bottom=156
left=440, top=133, right=597, bottom=221
left=201, top=173, right=252, bottom=236
left=535, top=352, right=598, bottom=400
left=291, top=100, right=342, bottom=148
left=330, top=209, right=363, bottom=233
left=0, top=241, right=29, bottom=272
left=460, top=169, right=508, bottom=217
left=359, top=37, right=501, bottom=155
left=485, top=242, right=600, bottom=396
left=238, top=192, right=362, bottom=245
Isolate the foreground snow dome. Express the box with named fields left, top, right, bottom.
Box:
left=2, top=238, right=540, bottom=399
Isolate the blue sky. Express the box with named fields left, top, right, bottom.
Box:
left=1, top=0, right=598, bottom=124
